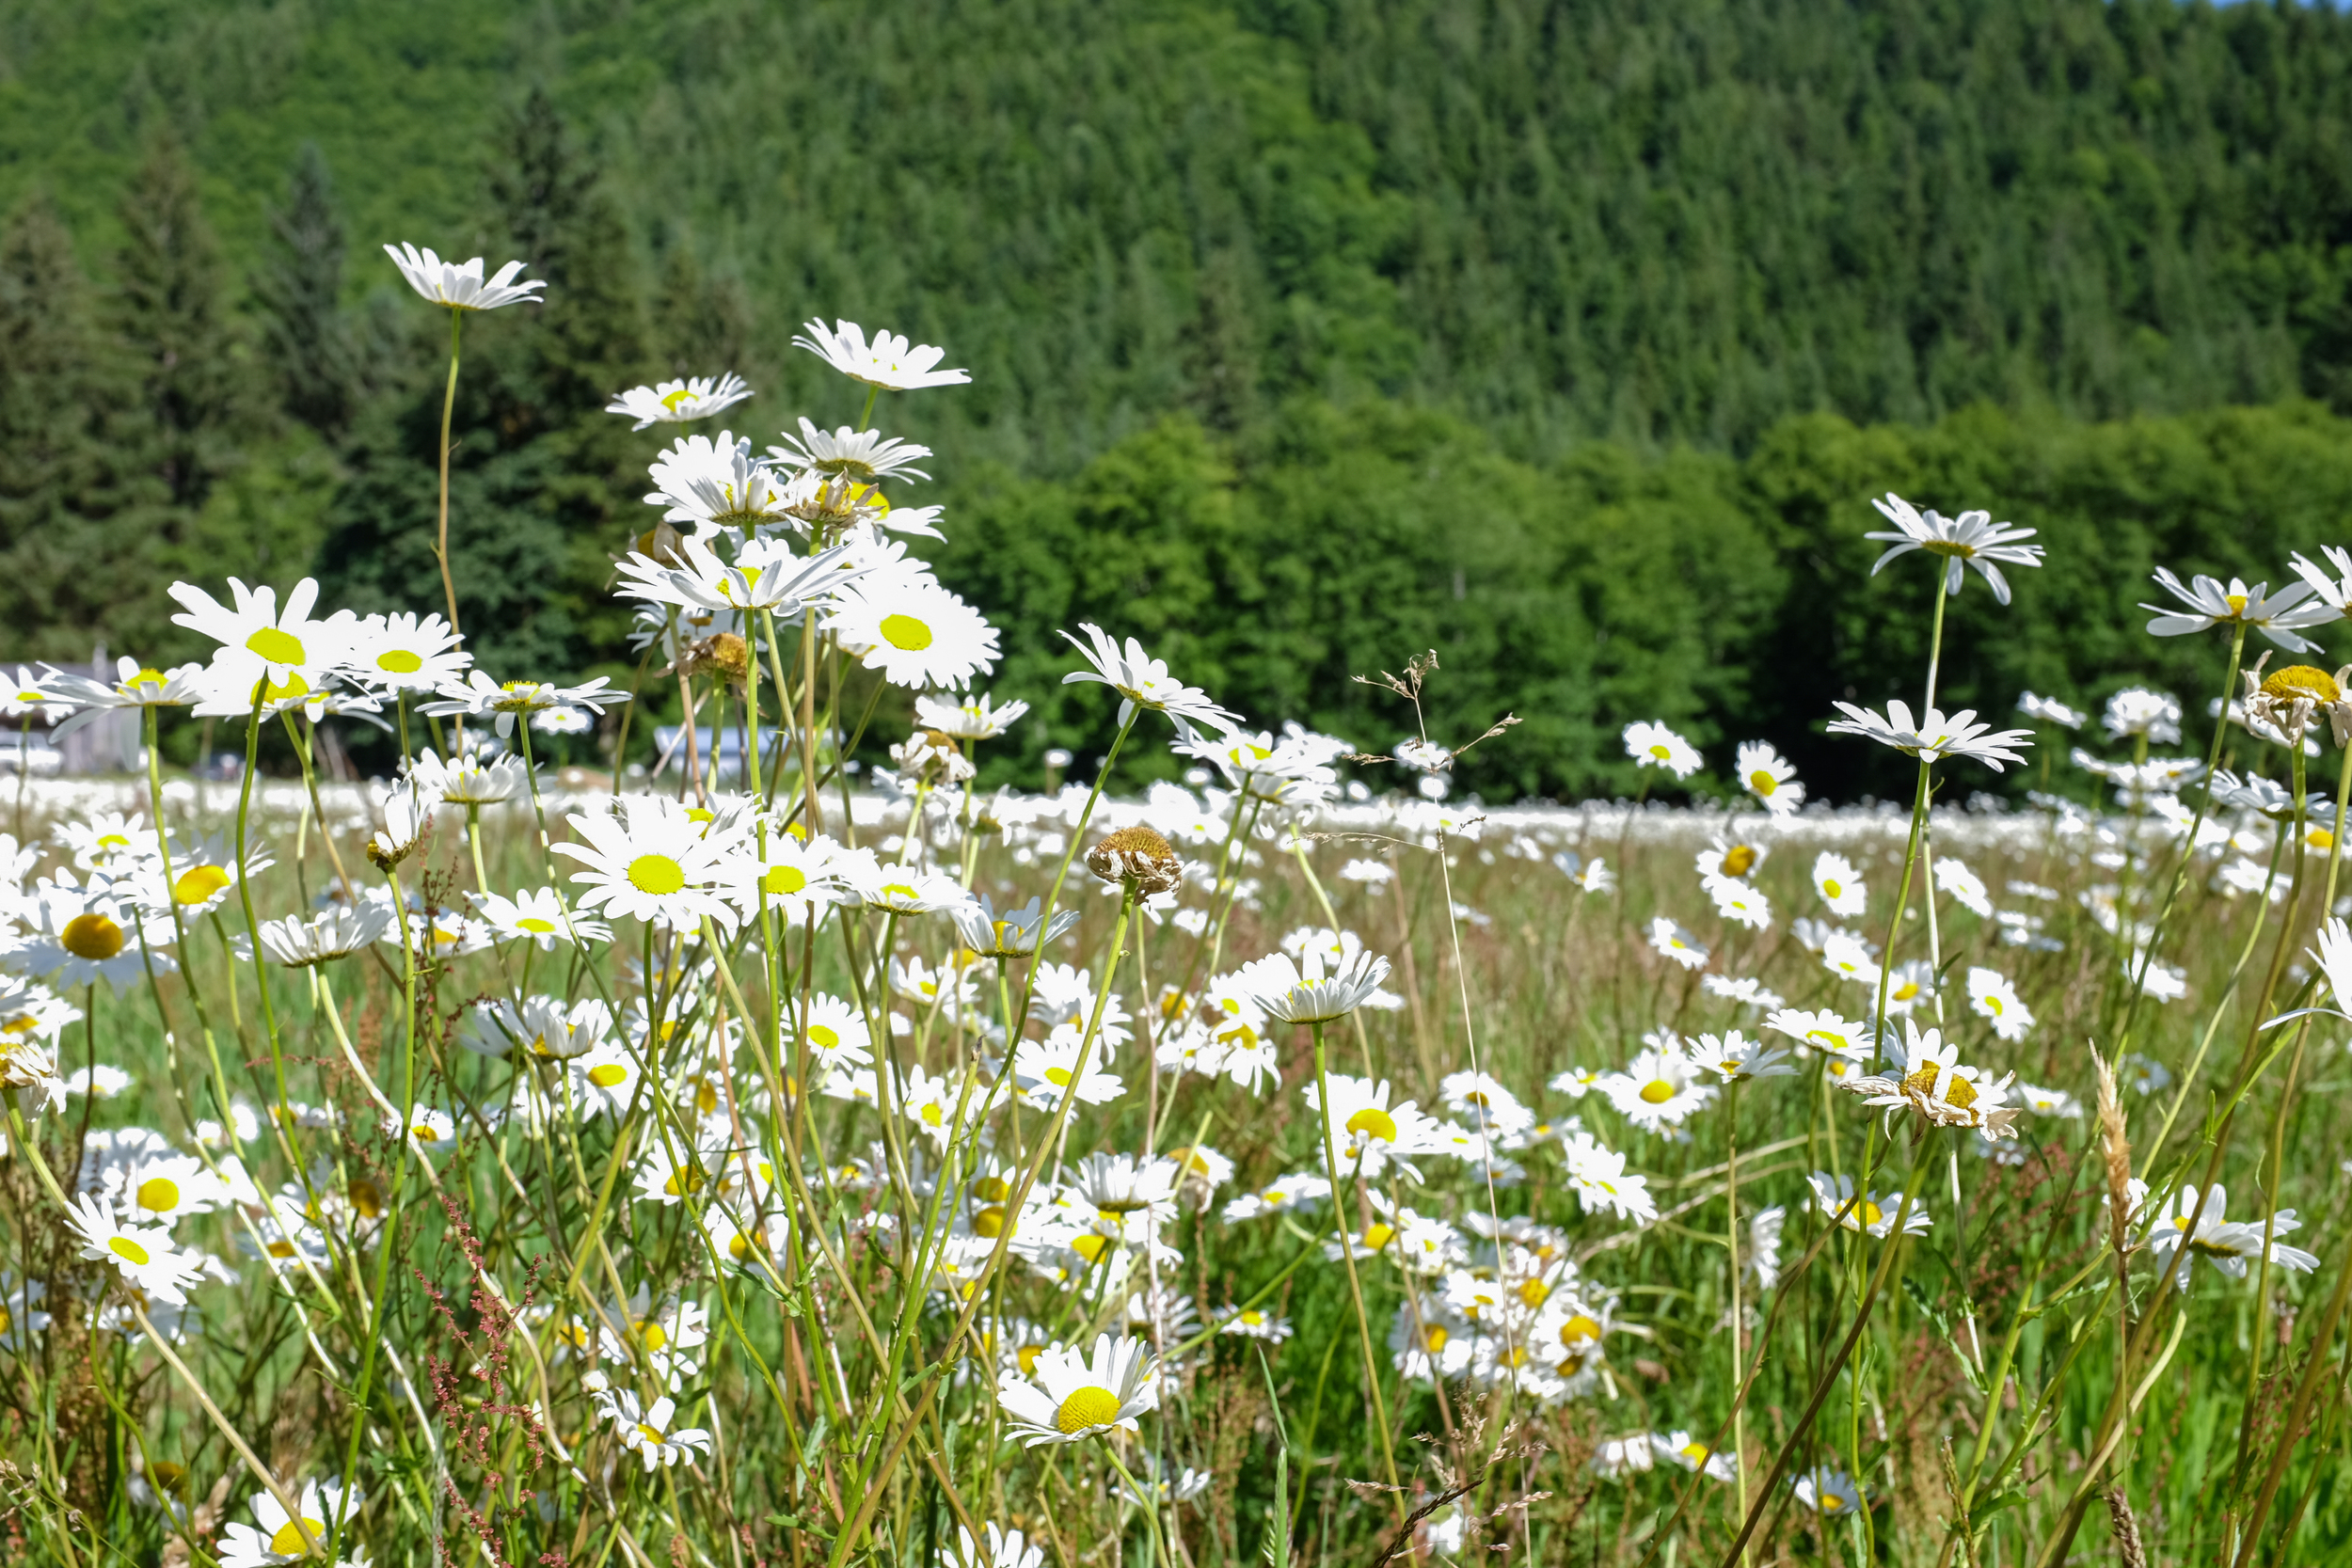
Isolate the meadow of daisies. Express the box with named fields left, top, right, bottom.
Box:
left=8, top=241, right=2352, bottom=1568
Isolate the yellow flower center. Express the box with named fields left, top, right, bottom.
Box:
left=640, top=1321, right=668, bottom=1352
left=762, top=864, right=807, bottom=895
left=974, top=1206, right=1008, bottom=1237
left=1044, top=1067, right=1073, bottom=1086
left=245, top=626, right=307, bottom=667
left=377, top=649, right=424, bottom=673
left=517, top=917, right=557, bottom=934
left=1820, top=1493, right=1845, bottom=1513
left=1017, top=1344, right=1045, bottom=1376
left=1648, top=744, right=1672, bottom=760
left=174, top=865, right=232, bottom=906
left=1561, top=1313, right=1601, bottom=1347
left=1680, top=1442, right=1708, bottom=1464
left=1900, top=1065, right=1977, bottom=1109
left=636, top=1423, right=665, bottom=1446
left=269, top=1518, right=328, bottom=1555
left=1055, top=1385, right=1122, bottom=1433
left=1640, top=1079, right=1676, bottom=1104
left=350, top=1179, right=382, bottom=1217
left=1241, top=1310, right=1263, bottom=1325
left=880, top=613, right=933, bottom=652
left=1360, top=1223, right=1396, bottom=1251
left=1748, top=770, right=1776, bottom=796
left=108, top=1235, right=151, bottom=1266
left=61, top=912, right=124, bottom=961
left=2264, top=665, right=2342, bottom=704
left=1344, top=1107, right=1398, bottom=1143
left=1859, top=1202, right=1884, bottom=1227
left=135, top=1178, right=180, bottom=1214
left=1422, top=1325, right=1449, bottom=1353
left=1518, top=1278, right=1550, bottom=1308
left=1822, top=878, right=1843, bottom=899
left=588, top=1064, right=628, bottom=1088
left=626, top=853, right=687, bottom=895
left=2226, top=593, right=2251, bottom=616
left=1071, top=1234, right=1111, bottom=1262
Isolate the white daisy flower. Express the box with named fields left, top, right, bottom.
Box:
left=1686, top=1030, right=1795, bottom=1084
left=340, top=610, right=469, bottom=694
left=167, top=577, right=345, bottom=701
left=420, top=671, right=627, bottom=739
left=644, top=431, right=801, bottom=532
left=2103, top=687, right=2182, bottom=744
left=1794, top=1466, right=1865, bottom=1517
left=384, top=243, right=543, bottom=309
left=1303, top=1073, right=1449, bottom=1181
left=1934, top=857, right=1993, bottom=918
left=66, top=1194, right=203, bottom=1304
left=1736, top=739, right=1803, bottom=816
left=1819, top=930, right=1880, bottom=986
left=607, top=1389, right=713, bottom=1470
left=1601, top=1042, right=1716, bottom=1132
left=606, top=372, right=753, bottom=430
left=1623, top=720, right=1702, bottom=780
left=1965, top=966, right=2034, bottom=1040
left=257, top=903, right=394, bottom=967
left=827, top=579, right=1000, bottom=690
left=1808, top=1171, right=1930, bottom=1238
left=1647, top=915, right=1708, bottom=970
left=1563, top=1134, right=1658, bottom=1225
left=2143, top=568, right=2337, bottom=653
left=1703, top=873, right=1772, bottom=931
left=2016, top=690, right=2088, bottom=728
left=1864, top=493, right=2043, bottom=603
left=996, top=1332, right=1158, bottom=1446
left=765, top=417, right=933, bottom=483
left=616, top=532, right=863, bottom=616
left=1059, top=624, right=1240, bottom=736
left=792, top=318, right=970, bottom=390
left=1827, top=699, right=2033, bottom=771
left=555, top=799, right=745, bottom=931
left=217, top=1476, right=358, bottom=1567
left=470, top=888, right=607, bottom=950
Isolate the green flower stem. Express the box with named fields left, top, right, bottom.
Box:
left=2116, top=622, right=2249, bottom=1062
left=1716, top=1132, right=1936, bottom=1568
left=435, top=306, right=465, bottom=639
left=1306, top=1017, right=1405, bottom=1515
left=827, top=883, right=1144, bottom=1568
left=1101, top=1446, right=1169, bottom=1568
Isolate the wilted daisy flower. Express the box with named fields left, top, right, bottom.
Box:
left=998, top=1332, right=1157, bottom=1446
left=384, top=243, right=544, bottom=309
left=1827, top=700, right=2033, bottom=770
left=793, top=318, right=971, bottom=390
left=606, top=372, right=753, bottom=430
left=1086, top=825, right=1184, bottom=895
left=2143, top=568, right=2337, bottom=653
left=1965, top=966, right=2035, bottom=1040
left=1807, top=1171, right=1931, bottom=1237
left=66, top=1195, right=203, bottom=1304
left=2016, top=690, right=2088, bottom=728
left=2237, top=659, right=2352, bottom=749
left=1865, top=493, right=2043, bottom=603
left=1060, top=624, right=1239, bottom=736
left=1843, top=1021, right=2019, bottom=1137
left=1647, top=915, right=1708, bottom=970
left=1809, top=851, right=1866, bottom=916
left=1623, top=721, right=1702, bottom=780
left=1736, top=740, right=1803, bottom=816
left=556, top=799, right=745, bottom=931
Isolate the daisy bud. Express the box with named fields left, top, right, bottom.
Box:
left=1086, top=826, right=1183, bottom=895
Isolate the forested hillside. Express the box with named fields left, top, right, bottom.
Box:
left=4, top=0, right=2352, bottom=797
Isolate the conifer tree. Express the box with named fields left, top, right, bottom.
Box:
left=114, top=130, right=254, bottom=515
left=253, top=142, right=356, bottom=436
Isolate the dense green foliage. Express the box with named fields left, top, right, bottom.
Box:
left=4, top=0, right=2352, bottom=791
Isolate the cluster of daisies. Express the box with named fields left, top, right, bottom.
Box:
left=14, top=251, right=2352, bottom=1568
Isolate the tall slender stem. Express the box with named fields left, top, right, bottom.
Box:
left=1307, top=1018, right=1404, bottom=1514
left=435, top=307, right=465, bottom=638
